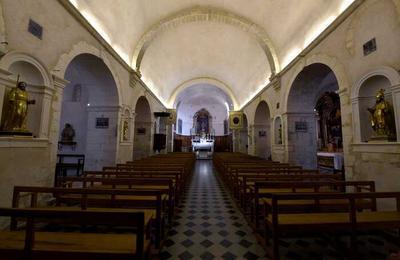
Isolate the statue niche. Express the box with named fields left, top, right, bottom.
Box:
left=367, top=89, right=396, bottom=141
left=193, top=108, right=212, bottom=135
left=0, top=81, right=35, bottom=136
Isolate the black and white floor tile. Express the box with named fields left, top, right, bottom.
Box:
left=160, top=160, right=400, bottom=260
left=160, top=160, right=267, bottom=259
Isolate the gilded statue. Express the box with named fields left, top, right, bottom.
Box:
left=1, top=81, right=35, bottom=133
left=367, top=89, right=396, bottom=141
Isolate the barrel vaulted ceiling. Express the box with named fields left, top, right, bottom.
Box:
left=68, top=0, right=355, bottom=109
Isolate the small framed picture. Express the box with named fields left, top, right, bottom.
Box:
left=295, top=121, right=307, bottom=132
left=96, top=118, right=109, bottom=129
left=137, top=127, right=146, bottom=135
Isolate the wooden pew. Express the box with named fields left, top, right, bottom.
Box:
left=0, top=207, right=150, bottom=259
left=12, top=186, right=164, bottom=248
left=55, top=176, right=175, bottom=223
left=264, top=192, right=400, bottom=260
left=250, top=180, right=376, bottom=228
left=84, top=170, right=183, bottom=205
left=239, top=173, right=342, bottom=212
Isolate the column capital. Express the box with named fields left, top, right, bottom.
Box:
left=52, top=74, right=70, bottom=91
left=270, top=74, right=281, bottom=91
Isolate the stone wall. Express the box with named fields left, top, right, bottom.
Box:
left=242, top=0, right=400, bottom=204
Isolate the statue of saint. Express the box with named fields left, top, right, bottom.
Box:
left=367, top=89, right=396, bottom=140
left=1, top=81, right=35, bottom=133
left=61, top=123, right=75, bottom=142
left=122, top=120, right=129, bottom=141
left=278, top=124, right=282, bottom=144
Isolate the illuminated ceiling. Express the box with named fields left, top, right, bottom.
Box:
left=68, top=0, right=355, bottom=109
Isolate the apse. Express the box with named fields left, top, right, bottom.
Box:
left=174, top=84, right=233, bottom=136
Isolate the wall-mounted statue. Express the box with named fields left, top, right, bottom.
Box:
left=61, top=123, right=75, bottom=142
left=122, top=120, right=129, bottom=141
left=0, top=81, right=35, bottom=135
left=367, top=89, right=396, bottom=141
left=278, top=124, right=283, bottom=144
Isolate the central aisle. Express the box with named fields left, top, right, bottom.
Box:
left=161, top=160, right=267, bottom=259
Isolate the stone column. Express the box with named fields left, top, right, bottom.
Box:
left=247, top=124, right=256, bottom=155
left=338, top=88, right=354, bottom=179
left=0, top=68, right=12, bottom=124
left=150, top=120, right=155, bottom=155
left=391, top=84, right=400, bottom=141
left=39, top=86, right=54, bottom=139
left=166, top=124, right=174, bottom=153
left=49, top=75, right=69, bottom=169
left=231, top=129, right=238, bottom=152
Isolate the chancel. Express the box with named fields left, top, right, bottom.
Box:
left=0, top=0, right=400, bottom=259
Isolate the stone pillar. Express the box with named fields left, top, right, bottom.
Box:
left=166, top=124, right=174, bottom=153
left=150, top=120, right=155, bottom=155
left=391, top=84, right=400, bottom=141
left=39, top=86, right=54, bottom=138
left=247, top=124, right=256, bottom=155
left=338, top=88, right=354, bottom=179
left=231, top=129, right=239, bottom=152
left=0, top=68, right=12, bottom=124
left=49, top=75, right=69, bottom=168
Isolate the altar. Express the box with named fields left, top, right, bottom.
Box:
left=191, top=133, right=215, bottom=159
left=192, top=138, right=214, bottom=152
left=317, top=152, right=344, bottom=171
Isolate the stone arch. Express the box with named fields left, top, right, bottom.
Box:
left=351, top=66, right=400, bottom=142
left=253, top=100, right=272, bottom=159
left=59, top=53, right=121, bottom=170
left=132, top=6, right=279, bottom=76
left=0, top=51, right=53, bottom=88
left=53, top=41, right=122, bottom=106
left=352, top=66, right=400, bottom=99
left=283, top=54, right=350, bottom=112
left=133, top=95, right=153, bottom=159
left=169, top=77, right=239, bottom=110
left=0, top=52, right=54, bottom=138
left=285, top=61, right=344, bottom=169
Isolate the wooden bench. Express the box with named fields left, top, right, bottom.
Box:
left=12, top=186, right=164, bottom=248
left=0, top=207, right=150, bottom=259
left=264, top=192, right=400, bottom=260
left=250, top=180, right=376, bottom=228
left=55, top=176, right=175, bottom=223
left=239, top=173, right=343, bottom=211
left=83, top=170, right=183, bottom=206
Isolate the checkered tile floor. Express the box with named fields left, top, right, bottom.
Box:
left=160, top=160, right=267, bottom=259
left=160, top=160, right=400, bottom=260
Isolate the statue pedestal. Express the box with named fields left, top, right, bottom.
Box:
left=368, top=134, right=391, bottom=142
left=0, top=131, right=33, bottom=137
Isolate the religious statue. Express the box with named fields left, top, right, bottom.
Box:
left=122, top=120, right=129, bottom=141
left=367, top=89, right=396, bottom=141
left=0, top=81, right=35, bottom=134
left=61, top=123, right=75, bottom=142
left=278, top=124, right=282, bottom=144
